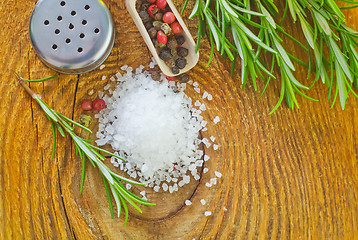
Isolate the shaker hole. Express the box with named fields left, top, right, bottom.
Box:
left=66, top=38, right=71, bottom=44
left=44, top=20, right=49, bottom=25
left=78, top=47, right=83, bottom=53
left=57, top=16, right=62, bottom=21
left=60, top=1, right=66, bottom=6
left=52, top=44, right=58, bottom=50
left=80, top=33, right=85, bottom=38
left=94, top=28, right=100, bottom=33
left=82, top=20, right=87, bottom=25
left=71, top=11, right=76, bottom=16
left=69, top=23, right=74, bottom=29
left=85, top=5, right=90, bottom=10
left=55, top=29, right=60, bottom=34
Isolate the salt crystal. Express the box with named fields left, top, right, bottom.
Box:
left=120, top=65, right=128, bottom=71
left=104, top=84, right=111, bottom=90
left=213, top=144, right=219, bottom=150
left=185, top=200, right=192, bottom=206
left=203, top=168, right=209, bottom=173
left=162, top=183, right=168, bottom=191
left=194, top=100, right=201, bottom=107
left=223, top=207, right=227, bottom=211
left=202, top=91, right=208, bottom=99
left=200, top=104, right=206, bottom=111
left=202, top=127, right=207, bottom=132
left=214, top=116, right=220, bottom=124
left=207, top=94, right=212, bottom=101
left=193, top=82, right=199, bottom=87
left=194, top=88, right=200, bottom=93
left=201, top=121, right=207, bottom=127
left=210, top=178, right=217, bottom=185
left=169, top=186, right=174, bottom=193
left=100, top=64, right=105, bottom=70
left=98, top=91, right=104, bottom=99
left=205, top=182, right=212, bottom=187
left=101, top=75, right=106, bottom=81
left=215, top=171, right=222, bottom=178
left=200, top=199, right=206, bottom=205
left=204, top=211, right=212, bottom=216
left=194, top=175, right=200, bottom=180
left=204, top=155, right=210, bottom=161
left=110, top=76, right=116, bottom=82
left=126, top=184, right=131, bottom=190
left=210, top=136, right=215, bottom=142
left=153, top=186, right=160, bottom=192
left=140, top=191, right=146, bottom=196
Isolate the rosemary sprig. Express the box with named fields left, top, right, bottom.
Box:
left=286, top=0, right=358, bottom=109
left=16, top=74, right=155, bottom=225
left=183, top=0, right=358, bottom=111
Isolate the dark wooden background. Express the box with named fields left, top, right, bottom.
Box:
left=0, top=0, right=357, bottom=239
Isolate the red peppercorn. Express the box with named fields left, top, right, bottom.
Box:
left=165, top=75, right=175, bottom=81
left=79, top=100, right=92, bottom=111
left=163, top=12, right=175, bottom=24
left=147, top=5, right=158, bottom=18
left=170, top=21, right=183, bottom=33
left=93, top=99, right=106, bottom=110
left=157, top=0, right=167, bottom=9
left=157, top=30, right=167, bottom=45
left=147, top=0, right=156, bottom=3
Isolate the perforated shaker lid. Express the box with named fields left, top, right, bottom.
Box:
left=29, top=0, right=115, bottom=74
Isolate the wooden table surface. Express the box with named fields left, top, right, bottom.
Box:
left=1, top=0, right=358, bottom=239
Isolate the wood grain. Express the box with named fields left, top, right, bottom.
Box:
left=0, top=0, right=358, bottom=239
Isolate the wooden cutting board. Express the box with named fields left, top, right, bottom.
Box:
left=0, top=0, right=357, bottom=239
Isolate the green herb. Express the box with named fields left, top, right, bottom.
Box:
left=183, top=0, right=358, bottom=112
left=16, top=74, right=155, bottom=226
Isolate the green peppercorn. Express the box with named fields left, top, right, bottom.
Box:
left=177, top=47, right=189, bottom=57
left=171, top=48, right=177, bottom=57
left=165, top=58, right=176, bottom=68
left=79, top=114, right=92, bottom=128
left=161, top=23, right=173, bottom=36
left=176, top=58, right=187, bottom=69
left=153, top=21, right=163, bottom=30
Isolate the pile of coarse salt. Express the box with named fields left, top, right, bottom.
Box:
left=95, top=65, right=207, bottom=192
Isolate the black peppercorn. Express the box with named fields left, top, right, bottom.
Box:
left=177, top=47, right=189, bottom=57
left=139, top=11, right=150, bottom=23
left=175, top=58, right=187, bottom=69
left=151, top=71, right=161, bottom=81
left=152, top=38, right=160, bottom=48
left=154, top=12, right=163, bottom=21
left=141, top=2, right=150, bottom=12
left=176, top=36, right=185, bottom=45
left=148, top=28, right=157, bottom=38
left=171, top=67, right=180, bottom=74
left=159, top=48, right=172, bottom=61
left=167, top=38, right=178, bottom=49
left=178, top=73, right=189, bottom=83
left=144, top=21, right=153, bottom=30
left=136, top=0, right=142, bottom=12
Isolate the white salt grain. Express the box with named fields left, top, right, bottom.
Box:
left=162, top=183, right=168, bottom=191
left=204, top=155, right=210, bottom=161
left=200, top=199, right=206, bottom=205
left=199, top=104, right=206, bottom=111
left=204, top=211, right=212, bottom=216
left=223, top=207, right=227, bottom=211
left=126, top=184, right=132, bottom=190
left=210, top=178, right=217, bottom=185
left=185, top=200, right=192, bottom=206
left=193, top=82, right=199, bottom=87
left=215, top=171, right=222, bottom=178
left=104, top=84, right=111, bottom=90
left=214, top=116, right=220, bottom=124
left=202, top=91, right=208, bottom=99
left=213, top=144, right=219, bottom=150
left=194, top=88, right=200, bottom=93
left=102, top=75, right=107, bottom=81
left=194, top=100, right=201, bottom=106
left=210, top=136, right=215, bottom=142
left=203, top=168, right=209, bottom=173
left=207, top=94, right=213, bottom=101
left=205, top=182, right=212, bottom=187
left=140, top=191, right=146, bottom=196
left=153, top=186, right=160, bottom=192
left=100, top=64, right=105, bottom=70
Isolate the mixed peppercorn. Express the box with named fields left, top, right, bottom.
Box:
left=136, top=0, right=189, bottom=75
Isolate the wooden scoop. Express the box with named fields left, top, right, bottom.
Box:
left=126, top=0, right=199, bottom=76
